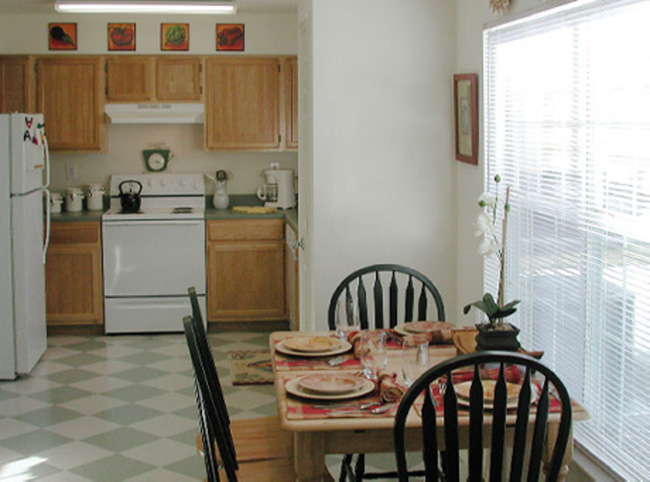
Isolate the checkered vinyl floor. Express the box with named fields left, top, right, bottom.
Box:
left=0, top=332, right=399, bottom=481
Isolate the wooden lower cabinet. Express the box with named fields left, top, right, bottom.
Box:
left=45, top=222, right=103, bottom=325
left=206, top=219, right=285, bottom=322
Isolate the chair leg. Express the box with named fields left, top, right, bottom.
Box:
left=339, top=454, right=354, bottom=482
left=354, top=454, right=365, bottom=482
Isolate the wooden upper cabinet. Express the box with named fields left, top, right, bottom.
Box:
left=156, top=57, right=202, bottom=101
left=283, top=56, right=298, bottom=150
left=105, top=56, right=154, bottom=101
left=205, top=57, right=281, bottom=151
left=105, top=56, right=201, bottom=102
left=0, top=56, right=34, bottom=113
left=37, top=56, right=104, bottom=151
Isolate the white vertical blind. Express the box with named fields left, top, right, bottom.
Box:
left=484, top=0, right=650, bottom=479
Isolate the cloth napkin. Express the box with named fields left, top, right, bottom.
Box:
left=376, top=369, right=406, bottom=403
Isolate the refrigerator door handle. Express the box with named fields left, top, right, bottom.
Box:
left=43, top=189, right=50, bottom=264
left=43, top=131, right=50, bottom=189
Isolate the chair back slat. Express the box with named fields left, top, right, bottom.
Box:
left=528, top=379, right=551, bottom=481
left=422, top=387, right=440, bottom=481
left=404, top=275, right=415, bottom=322
left=188, top=288, right=236, bottom=465
left=394, top=352, right=573, bottom=482
left=195, top=380, right=220, bottom=482
left=488, top=364, right=508, bottom=482
left=510, top=368, right=532, bottom=481
left=373, top=273, right=384, bottom=329
left=468, top=365, right=484, bottom=481
left=328, top=264, right=446, bottom=331
left=443, top=371, right=460, bottom=482
left=389, top=272, right=398, bottom=327
left=357, top=277, right=369, bottom=329
left=184, top=317, right=238, bottom=481
left=417, top=285, right=429, bottom=321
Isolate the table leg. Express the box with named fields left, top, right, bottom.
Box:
left=294, top=432, right=334, bottom=482
left=544, top=424, right=573, bottom=481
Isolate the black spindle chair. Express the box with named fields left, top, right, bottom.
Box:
left=327, top=265, right=445, bottom=481
left=394, top=351, right=573, bottom=482
left=185, top=288, right=295, bottom=481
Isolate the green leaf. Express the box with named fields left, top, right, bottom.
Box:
left=482, top=293, right=499, bottom=316
left=463, top=300, right=487, bottom=315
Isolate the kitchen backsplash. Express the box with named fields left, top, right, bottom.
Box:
left=49, top=124, right=298, bottom=196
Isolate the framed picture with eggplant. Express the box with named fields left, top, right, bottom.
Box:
left=161, top=23, right=189, bottom=51
left=108, top=23, right=136, bottom=51
left=453, top=73, right=478, bottom=165
left=48, top=23, right=77, bottom=50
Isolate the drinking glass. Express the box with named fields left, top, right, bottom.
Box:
left=401, top=335, right=430, bottom=387
left=359, top=331, right=388, bottom=379
left=335, top=295, right=361, bottom=341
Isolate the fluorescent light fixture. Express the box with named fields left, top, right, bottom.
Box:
left=55, top=1, right=236, bottom=14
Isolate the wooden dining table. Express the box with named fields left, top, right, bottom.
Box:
left=270, top=330, right=588, bottom=482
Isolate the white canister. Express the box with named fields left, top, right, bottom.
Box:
left=65, top=187, right=84, bottom=212
left=86, top=183, right=105, bottom=211
left=50, top=192, right=63, bottom=213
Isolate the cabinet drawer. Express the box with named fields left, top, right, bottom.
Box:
left=50, top=222, right=100, bottom=245
left=207, top=219, right=284, bottom=242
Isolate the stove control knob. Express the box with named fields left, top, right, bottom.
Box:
left=191, top=181, right=199, bottom=191
left=178, top=178, right=186, bottom=187
left=160, top=178, right=168, bottom=187
left=147, top=179, right=154, bottom=187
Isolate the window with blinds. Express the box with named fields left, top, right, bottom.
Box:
left=483, top=0, right=650, bottom=479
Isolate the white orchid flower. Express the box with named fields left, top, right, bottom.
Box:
left=475, top=212, right=496, bottom=237
left=478, top=236, right=500, bottom=256
left=478, top=192, right=497, bottom=207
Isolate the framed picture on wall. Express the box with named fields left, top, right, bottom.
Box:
left=108, top=23, right=136, bottom=51
left=161, top=23, right=189, bottom=51
left=216, top=24, right=244, bottom=51
left=48, top=23, right=77, bottom=50
left=453, top=73, right=478, bottom=165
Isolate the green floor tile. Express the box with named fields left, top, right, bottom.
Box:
left=54, top=353, right=105, bottom=367
left=82, top=427, right=157, bottom=453
left=115, top=352, right=170, bottom=366
left=93, top=404, right=163, bottom=425
left=29, top=386, right=93, bottom=405
left=16, top=406, right=84, bottom=428
left=44, top=369, right=98, bottom=386
left=163, top=454, right=207, bottom=480
left=110, top=367, right=168, bottom=383
left=1, top=430, right=73, bottom=455
left=71, top=454, right=155, bottom=482
left=102, top=384, right=165, bottom=403
left=65, top=340, right=108, bottom=352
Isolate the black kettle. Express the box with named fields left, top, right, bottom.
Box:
left=118, top=180, right=143, bottom=213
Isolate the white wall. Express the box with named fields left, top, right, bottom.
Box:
left=0, top=12, right=298, bottom=194
left=307, top=0, right=457, bottom=330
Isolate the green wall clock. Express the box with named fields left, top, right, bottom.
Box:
left=143, top=149, right=170, bottom=172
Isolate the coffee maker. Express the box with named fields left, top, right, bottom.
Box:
left=257, top=168, right=295, bottom=209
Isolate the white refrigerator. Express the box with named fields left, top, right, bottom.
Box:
left=0, top=113, right=50, bottom=380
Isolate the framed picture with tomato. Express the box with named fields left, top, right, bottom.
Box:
left=108, top=23, right=136, bottom=51
left=161, top=23, right=189, bottom=51
left=216, top=24, right=244, bottom=51
left=49, top=23, right=77, bottom=50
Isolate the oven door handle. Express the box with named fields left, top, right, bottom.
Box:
left=103, top=220, right=204, bottom=226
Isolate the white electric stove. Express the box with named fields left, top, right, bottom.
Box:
left=102, top=173, right=206, bottom=333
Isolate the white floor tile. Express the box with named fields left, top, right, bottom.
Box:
left=47, top=416, right=121, bottom=440
left=134, top=392, right=195, bottom=413
left=0, top=419, right=39, bottom=441
left=130, top=414, right=197, bottom=438
left=59, top=394, right=128, bottom=416
left=121, top=438, right=196, bottom=466
left=37, top=441, right=113, bottom=470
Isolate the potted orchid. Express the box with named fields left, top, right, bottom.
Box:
left=463, top=174, right=521, bottom=351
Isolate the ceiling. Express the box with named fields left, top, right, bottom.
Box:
left=0, top=0, right=297, bottom=14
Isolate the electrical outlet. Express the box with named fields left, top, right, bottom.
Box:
left=270, top=162, right=280, bottom=169
left=65, top=163, right=78, bottom=181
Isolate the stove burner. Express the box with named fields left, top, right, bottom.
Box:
left=172, top=207, right=193, bottom=214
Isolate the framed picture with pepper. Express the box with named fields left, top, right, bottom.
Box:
left=49, top=23, right=77, bottom=50
left=216, top=24, right=244, bottom=51
left=161, top=23, right=189, bottom=51
left=108, top=23, right=135, bottom=51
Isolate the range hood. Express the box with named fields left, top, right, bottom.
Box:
left=105, top=103, right=205, bottom=124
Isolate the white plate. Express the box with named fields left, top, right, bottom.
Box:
left=394, top=321, right=454, bottom=337
left=298, top=373, right=366, bottom=394
left=276, top=339, right=352, bottom=358
left=285, top=375, right=375, bottom=400
left=283, top=336, right=346, bottom=353
left=454, top=380, right=536, bottom=410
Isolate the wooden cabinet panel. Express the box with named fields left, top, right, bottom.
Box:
left=205, top=57, right=280, bottom=151
left=106, top=57, right=154, bottom=101
left=206, top=219, right=286, bottom=322
left=283, top=56, right=298, bottom=150
left=45, top=222, right=103, bottom=325
left=156, top=57, right=202, bottom=101
left=207, top=241, right=285, bottom=321
left=0, top=56, right=34, bottom=113
left=37, top=57, right=103, bottom=151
